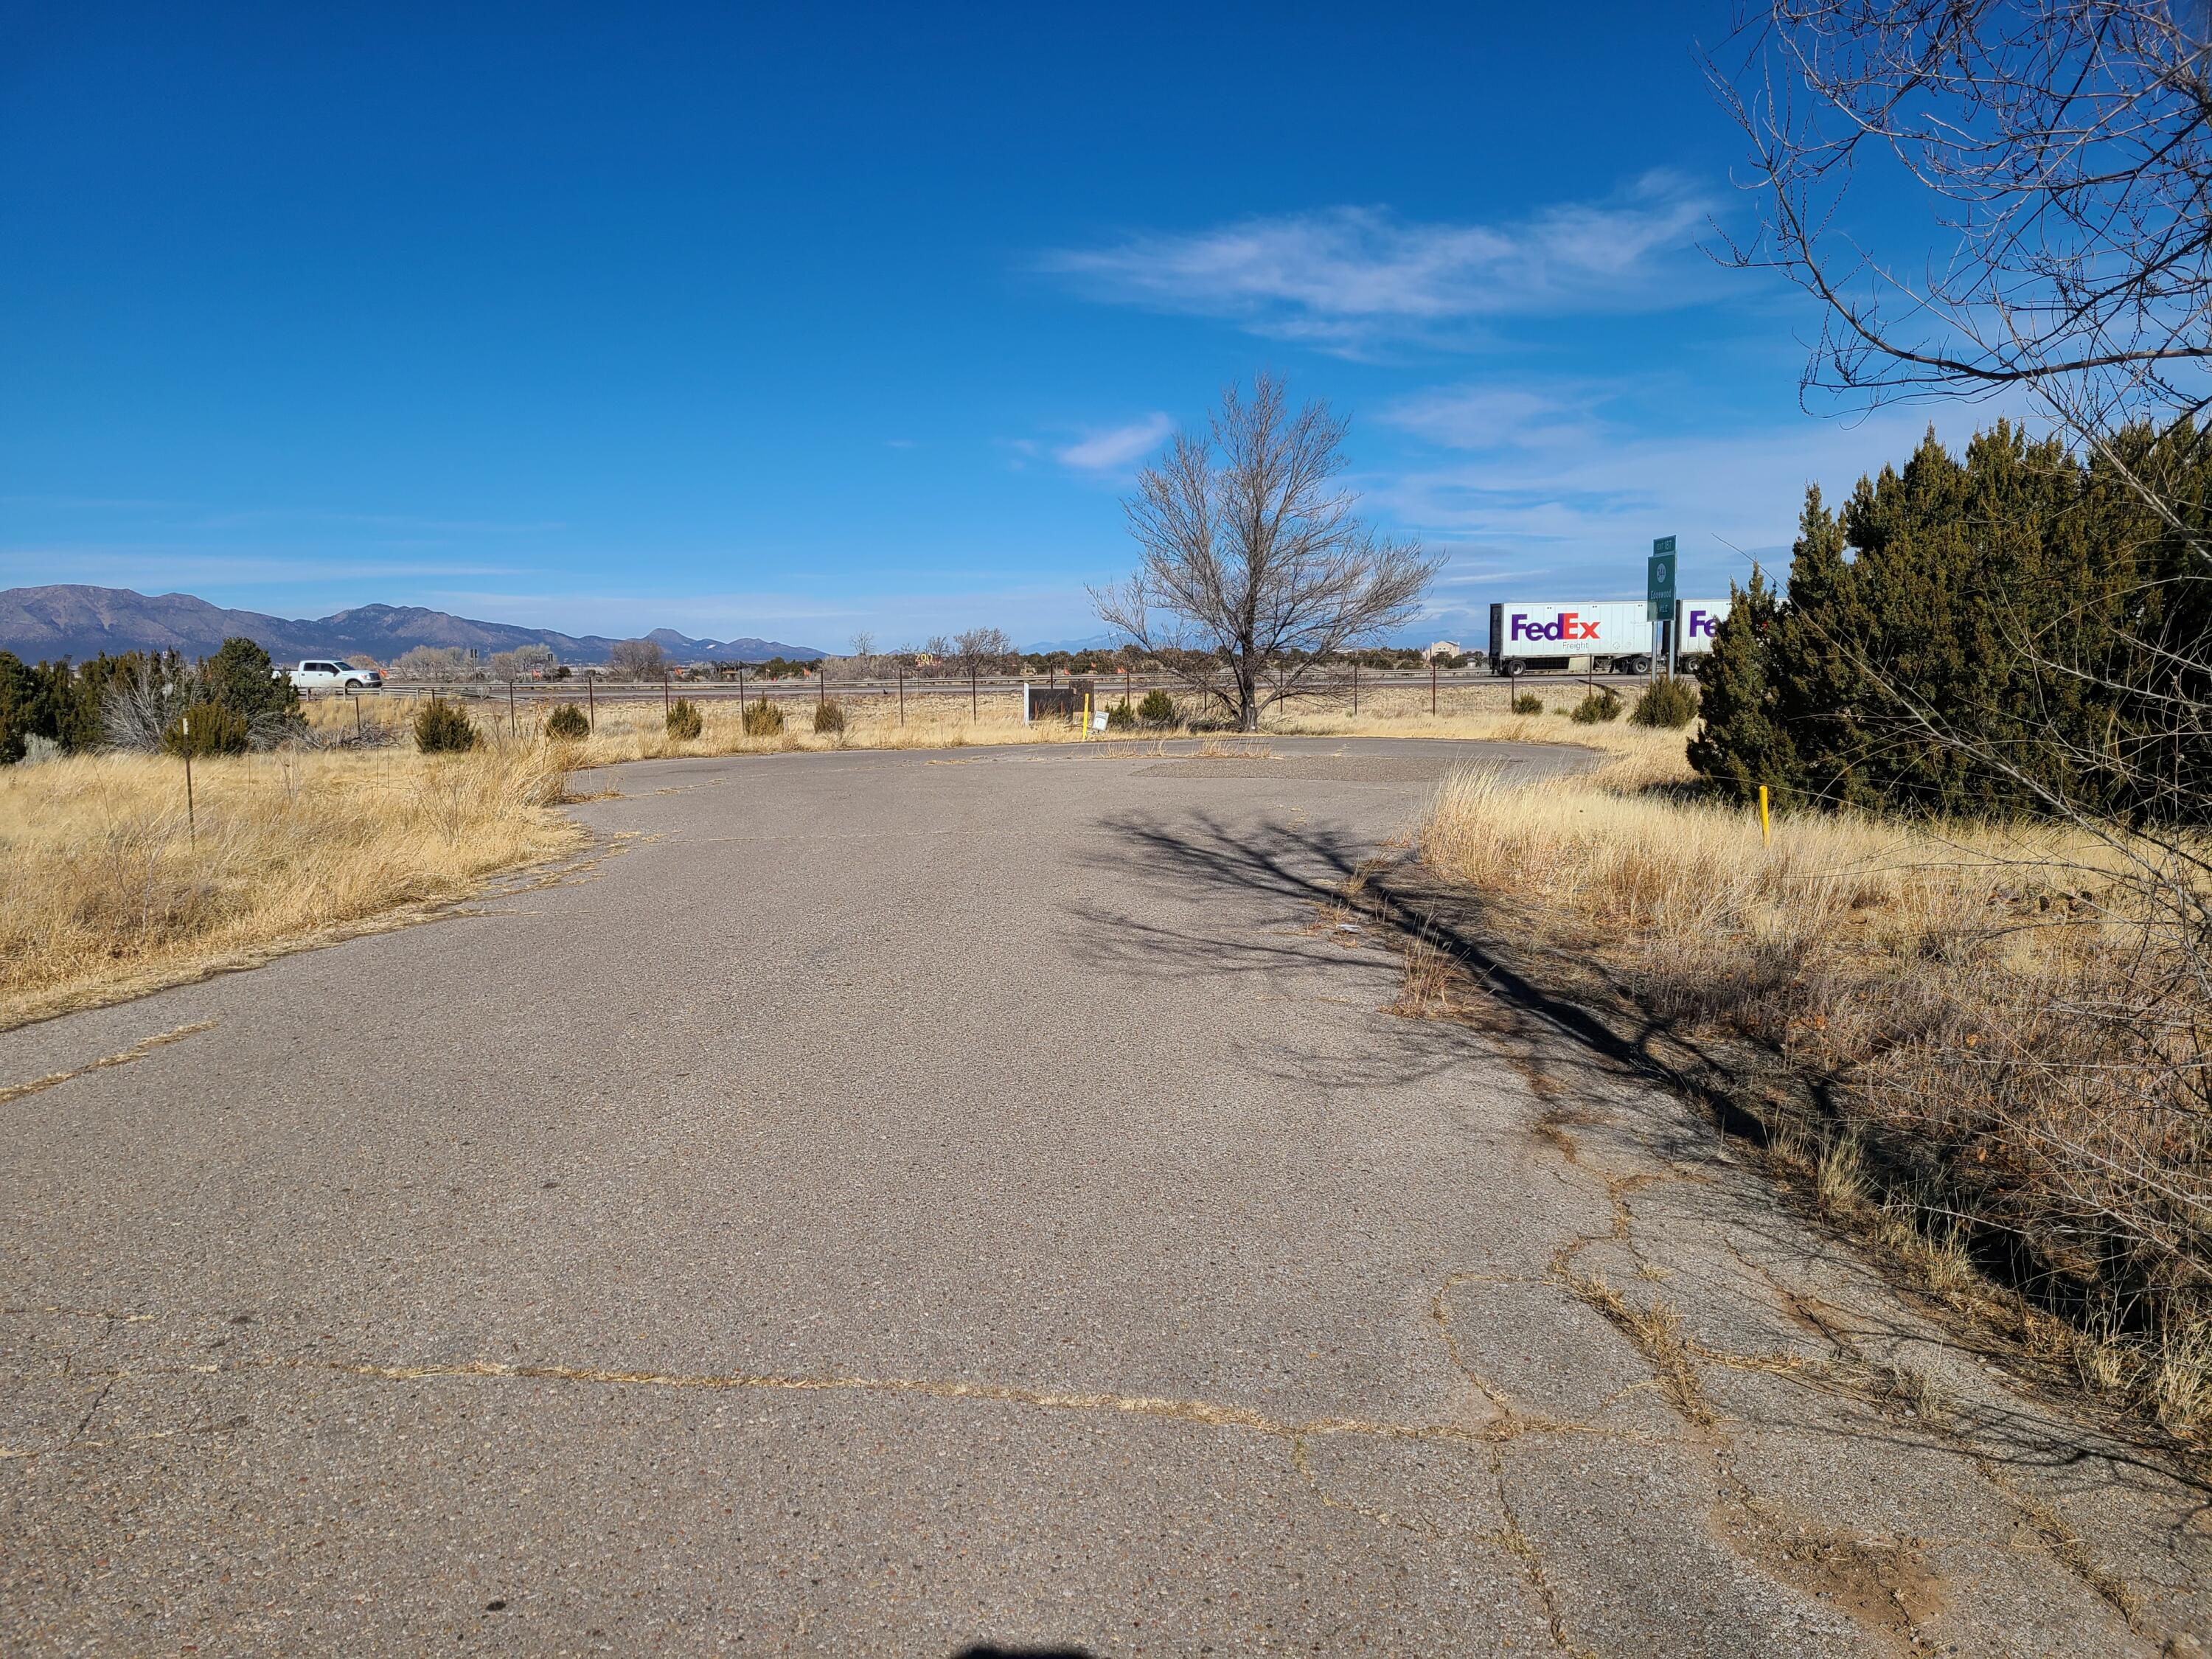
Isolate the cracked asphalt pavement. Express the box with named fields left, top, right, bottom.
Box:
left=4, top=737, right=2207, bottom=1655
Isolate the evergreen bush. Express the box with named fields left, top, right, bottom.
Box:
left=414, top=697, right=479, bottom=754
left=1137, top=688, right=1177, bottom=726
left=544, top=702, right=590, bottom=740
left=204, top=636, right=296, bottom=726
left=1570, top=688, right=1623, bottom=724
left=44, top=653, right=142, bottom=752
left=1686, top=418, right=2212, bottom=821
left=1687, top=568, right=1790, bottom=806
left=1105, top=699, right=1137, bottom=730
left=666, top=698, right=703, bottom=740
left=1630, top=677, right=1700, bottom=729
left=164, top=700, right=249, bottom=757
left=812, top=699, right=846, bottom=735
left=742, top=699, right=786, bottom=737
left=1511, top=691, right=1544, bottom=715
left=0, top=650, right=35, bottom=765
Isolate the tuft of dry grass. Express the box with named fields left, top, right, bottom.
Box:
left=1416, top=759, right=2212, bottom=1439
left=0, top=740, right=583, bottom=1029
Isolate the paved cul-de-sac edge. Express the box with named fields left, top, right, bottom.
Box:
left=3, top=738, right=2205, bottom=1655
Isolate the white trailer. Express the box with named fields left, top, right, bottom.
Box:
left=1487, top=601, right=1655, bottom=675
left=1672, top=598, right=1733, bottom=655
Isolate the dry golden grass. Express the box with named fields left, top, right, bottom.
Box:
left=0, top=740, right=583, bottom=1029
left=1418, top=759, right=2014, bottom=938
left=1416, top=759, right=2212, bottom=1441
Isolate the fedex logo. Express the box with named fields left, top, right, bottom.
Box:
left=1686, top=609, right=1719, bottom=640
left=1509, top=611, right=1600, bottom=643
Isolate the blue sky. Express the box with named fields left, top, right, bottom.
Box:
left=1, top=1, right=1967, bottom=650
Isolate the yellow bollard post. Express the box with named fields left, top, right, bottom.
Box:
left=1759, top=784, right=1771, bottom=845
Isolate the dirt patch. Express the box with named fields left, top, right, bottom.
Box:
left=1711, top=1479, right=1949, bottom=1652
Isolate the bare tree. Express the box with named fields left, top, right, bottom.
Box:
left=1714, top=3, right=2212, bottom=810
left=951, top=627, right=1015, bottom=668
left=1712, top=1, right=2212, bottom=487
left=392, top=645, right=480, bottom=683
left=102, top=657, right=192, bottom=752
left=608, top=638, right=667, bottom=681
left=848, top=630, right=875, bottom=660
left=489, top=643, right=556, bottom=681
left=1713, top=1, right=2212, bottom=1380
left=1091, top=375, right=1439, bottom=731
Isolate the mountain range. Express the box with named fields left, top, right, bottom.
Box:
left=0, top=585, right=823, bottom=665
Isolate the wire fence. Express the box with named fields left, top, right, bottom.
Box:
left=322, top=661, right=1665, bottom=727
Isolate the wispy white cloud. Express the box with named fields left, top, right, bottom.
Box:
left=1040, top=173, right=1715, bottom=352
left=194, top=508, right=565, bottom=535
left=1371, top=406, right=1951, bottom=595
left=0, top=549, right=530, bottom=587
left=1384, top=383, right=1610, bottom=451
left=1054, top=412, right=1175, bottom=471
left=2, top=493, right=565, bottom=538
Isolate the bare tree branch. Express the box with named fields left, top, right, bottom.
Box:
left=1090, top=374, right=1440, bottom=731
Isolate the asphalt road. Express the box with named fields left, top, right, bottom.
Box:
left=4, top=737, right=2205, bottom=1655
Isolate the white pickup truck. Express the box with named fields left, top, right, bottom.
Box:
left=278, top=659, right=383, bottom=692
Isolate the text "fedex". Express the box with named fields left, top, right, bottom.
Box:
left=1509, top=612, right=1600, bottom=642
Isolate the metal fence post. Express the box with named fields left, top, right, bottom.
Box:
left=586, top=671, right=595, bottom=733
left=1351, top=658, right=1358, bottom=714
left=970, top=663, right=978, bottom=720
left=897, top=666, right=905, bottom=726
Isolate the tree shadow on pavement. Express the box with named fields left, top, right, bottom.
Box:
left=1066, top=806, right=1731, bottom=1125
left=1069, top=806, right=2212, bottom=1510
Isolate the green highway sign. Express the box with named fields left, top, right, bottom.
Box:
left=1646, top=537, right=1677, bottom=620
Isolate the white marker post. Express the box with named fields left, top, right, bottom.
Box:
left=181, top=713, right=196, bottom=844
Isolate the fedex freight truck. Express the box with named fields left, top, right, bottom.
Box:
left=1487, top=601, right=1655, bottom=676
left=1673, top=597, right=1733, bottom=655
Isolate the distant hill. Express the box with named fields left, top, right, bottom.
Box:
left=1023, top=633, right=1121, bottom=653
left=0, top=585, right=823, bottom=665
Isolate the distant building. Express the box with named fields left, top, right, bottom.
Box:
left=1426, top=640, right=1462, bottom=661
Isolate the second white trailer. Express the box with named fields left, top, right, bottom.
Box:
left=1487, top=601, right=1655, bottom=675
left=1672, top=597, right=1733, bottom=655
